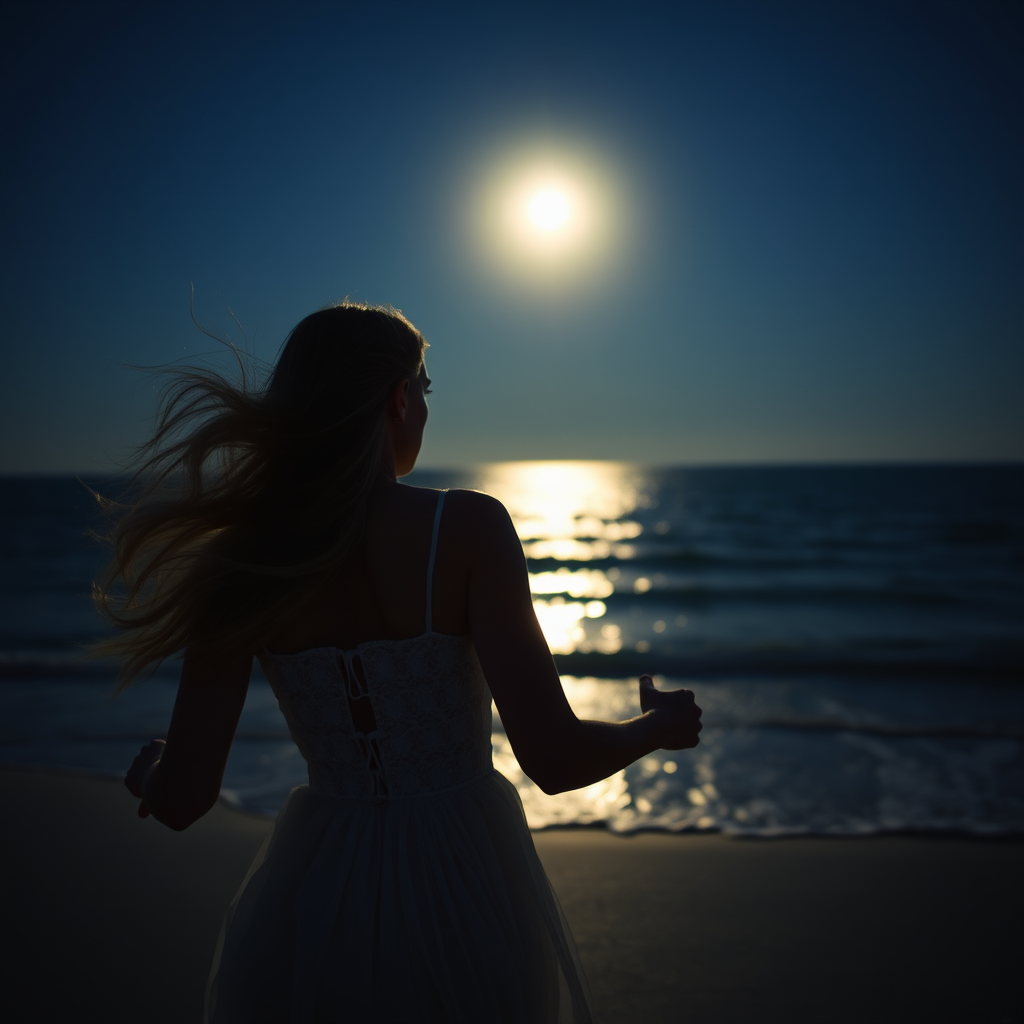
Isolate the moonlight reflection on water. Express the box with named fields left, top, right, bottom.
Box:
left=478, top=461, right=648, bottom=653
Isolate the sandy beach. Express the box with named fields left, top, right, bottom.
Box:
left=1, top=767, right=1020, bottom=1024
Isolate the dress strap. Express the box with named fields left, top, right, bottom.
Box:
left=424, top=489, right=448, bottom=633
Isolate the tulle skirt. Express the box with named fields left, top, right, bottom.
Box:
left=206, top=770, right=594, bottom=1023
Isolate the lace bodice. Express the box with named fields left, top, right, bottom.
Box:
left=257, top=490, right=494, bottom=800
left=258, top=632, right=493, bottom=799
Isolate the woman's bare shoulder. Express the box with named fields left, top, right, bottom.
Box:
left=443, top=489, right=520, bottom=555
left=445, top=488, right=513, bottom=525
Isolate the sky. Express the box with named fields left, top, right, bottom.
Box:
left=1, top=0, right=1021, bottom=472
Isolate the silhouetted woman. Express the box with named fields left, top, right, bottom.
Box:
left=97, top=303, right=702, bottom=1023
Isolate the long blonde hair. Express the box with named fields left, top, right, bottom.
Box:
left=92, top=302, right=427, bottom=687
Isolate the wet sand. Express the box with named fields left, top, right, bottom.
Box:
left=1, top=767, right=1021, bottom=1023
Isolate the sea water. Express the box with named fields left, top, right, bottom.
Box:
left=1, top=464, right=1021, bottom=835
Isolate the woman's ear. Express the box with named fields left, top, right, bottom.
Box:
left=389, top=377, right=411, bottom=423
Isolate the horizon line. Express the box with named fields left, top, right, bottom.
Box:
left=2, top=456, right=1022, bottom=479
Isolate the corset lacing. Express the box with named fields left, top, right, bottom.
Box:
left=338, top=649, right=389, bottom=800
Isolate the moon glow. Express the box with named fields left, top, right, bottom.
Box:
left=468, top=140, right=627, bottom=290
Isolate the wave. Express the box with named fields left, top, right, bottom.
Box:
left=3, top=646, right=1021, bottom=685
left=3, top=722, right=1019, bottom=745
left=700, top=719, right=1024, bottom=739
left=0, top=651, right=181, bottom=681
left=0, top=728, right=296, bottom=744
left=551, top=649, right=1024, bottom=682
left=0, top=652, right=115, bottom=680
left=591, top=584, right=996, bottom=609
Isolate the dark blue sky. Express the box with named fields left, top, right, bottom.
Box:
left=2, top=0, right=1021, bottom=471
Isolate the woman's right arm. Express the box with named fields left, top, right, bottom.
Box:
left=124, top=650, right=252, bottom=830
left=463, top=492, right=701, bottom=795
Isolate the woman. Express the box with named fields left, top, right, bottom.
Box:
left=100, top=303, right=703, bottom=1023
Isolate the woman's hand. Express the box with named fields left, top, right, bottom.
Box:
left=125, top=739, right=165, bottom=818
left=638, top=675, right=703, bottom=750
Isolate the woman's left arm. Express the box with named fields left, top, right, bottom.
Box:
left=124, top=651, right=252, bottom=830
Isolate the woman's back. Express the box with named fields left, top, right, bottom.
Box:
left=260, top=489, right=495, bottom=800
left=267, top=485, right=471, bottom=654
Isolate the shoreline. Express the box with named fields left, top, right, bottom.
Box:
left=8, top=761, right=1023, bottom=840
left=2, top=766, right=1022, bottom=1023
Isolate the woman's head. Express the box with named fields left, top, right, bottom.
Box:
left=267, top=303, right=428, bottom=466
left=250, top=302, right=429, bottom=503
left=269, top=304, right=426, bottom=414
left=91, top=301, right=431, bottom=684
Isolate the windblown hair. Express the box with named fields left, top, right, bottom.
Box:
left=91, top=303, right=428, bottom=688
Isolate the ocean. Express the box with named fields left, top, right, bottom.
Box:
left=1, top=463, right=1022, bottom=835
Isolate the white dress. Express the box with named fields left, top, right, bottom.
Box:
left=206, top=492, right=594, bottom=1023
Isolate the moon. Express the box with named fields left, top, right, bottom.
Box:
left=526, top=188, right=571, bottom=234
left=503, top=171, right=588, bottom=256
left=466, top=139, right=629, bottom=290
